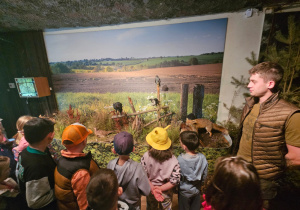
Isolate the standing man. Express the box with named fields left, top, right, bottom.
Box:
left=234, top=62, right=300, bottom=208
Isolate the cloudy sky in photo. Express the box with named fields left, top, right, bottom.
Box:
left=44, top=18, right=227, bottom=62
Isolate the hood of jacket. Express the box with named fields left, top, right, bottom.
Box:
left=109, top=158, right=138, bottom=187
left=179, top=153, right=207, bottom=182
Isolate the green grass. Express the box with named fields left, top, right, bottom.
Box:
left=56, top=91, right=219, bottom=118
left=72, top=69, right=95, bottom=73
left=54, top=92, right=219, bottom=141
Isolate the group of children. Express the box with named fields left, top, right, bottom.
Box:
left=0, top=115, right=264, bottom=210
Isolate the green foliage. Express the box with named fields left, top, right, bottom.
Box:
left=245, top=51, right=258, bottom=66
left=261, top=15, right=300, bottom=106
left=198, top=147, right=231, bottom=174
left=105, top=66, right=113, bottom=72
left=189, top=57, right=199, bottom=65
left=222, top=75, right=249, bottom=123
left=50, top=63, right=71, bottom=74
left=230, top=76, right=248, bottom=89
left=202, top=102, right=218, bottom=122
left=222, top=74, right=249, bottom=124
left=72, top=69, right=95, bottom=73
left=51, top=89, right=232, bottom=176
left=84, top=143, right=116, bottom=168
left=56, top=92, right=219, bottom=118
left=220, top=120, right=240, bottom=153
left=54, top=92, right=220, bottom=142
left=245, top=15, right=300, bottom=107
left=51, top=53, right=224, bottom=74
left=223, top=104, right=243, bottom=123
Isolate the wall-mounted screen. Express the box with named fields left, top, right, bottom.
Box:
left=15, top=77, right=38, bottom=98
left=15, top=77, right=51, bottom=98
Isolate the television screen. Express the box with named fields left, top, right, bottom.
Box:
left=15, top=78, right=38, bottom=98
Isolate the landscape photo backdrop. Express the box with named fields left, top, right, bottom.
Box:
left=44, top=18, right=228, bottom=139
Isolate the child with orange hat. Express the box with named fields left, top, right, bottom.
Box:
left=54, top=123, right=100, bottom=210
left=141, top=126, right=181, bottom=210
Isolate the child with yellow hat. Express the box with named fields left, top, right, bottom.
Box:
left=54, top=123, right=100, bottom=210
left=141, top=125, right=181, bottom=210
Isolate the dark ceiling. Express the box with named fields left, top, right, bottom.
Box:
left=0, top=0, right=299, bottom=32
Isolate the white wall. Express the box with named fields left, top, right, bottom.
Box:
left=46, top=10, right=266, bottom=123
left=217, top=11, right=265, bottom=123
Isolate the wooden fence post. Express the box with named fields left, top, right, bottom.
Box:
left=180, top=84, right=189, bottom=122
left=193, top=84, right=205, bottom=119
left=128, top=97, right=136, bottom=113
left=156, top=84, right=161, bottom=126
left=157, top=85, right=160, bottom=101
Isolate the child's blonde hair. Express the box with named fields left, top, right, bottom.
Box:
left=14, top=115, right=34, bottom=143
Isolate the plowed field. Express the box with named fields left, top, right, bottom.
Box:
left=52, top=63, right=222, bottom=94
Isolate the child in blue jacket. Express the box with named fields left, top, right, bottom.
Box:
left=178, top=131, right=208, bottom=210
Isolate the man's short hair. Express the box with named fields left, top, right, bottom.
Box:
left=180, top=131, right=200, bottom=151
left=86, top=169, right=119, bottom=210
left=249, top=62, right=284, bottom=89
left=24, top=118, right=55, bottom=145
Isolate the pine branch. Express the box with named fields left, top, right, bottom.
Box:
left=245, top=51, right=258, bottom=66
left=230, top=76, right=248, bottom=89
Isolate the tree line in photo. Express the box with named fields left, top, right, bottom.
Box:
left=49, top=52, right=224, bottom=74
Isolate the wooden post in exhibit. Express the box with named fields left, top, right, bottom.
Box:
left=180, top=84, right=189, bottom=122
left=128, top=97, right=136, bottom=113
left=157, top=84, right=160, bottom=101
left=193, top=84, right=205, bottom=119
left=156, top=84, right=161, bottom=126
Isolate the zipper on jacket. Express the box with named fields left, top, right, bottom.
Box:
left=251, top=103, right=261, bottom=165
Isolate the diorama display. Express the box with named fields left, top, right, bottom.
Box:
left=44, top=18, right=229, bottom=148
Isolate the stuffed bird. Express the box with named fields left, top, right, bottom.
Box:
left=155, top=75, right=161, bottom=86
left=113, top=102, right=123, bottom=115
left=149, top=98, right=159, bottom=106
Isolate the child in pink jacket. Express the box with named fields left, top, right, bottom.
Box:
left=12, top=116, right=58, bottom=162
left=141, top=126, right=181, bottom=210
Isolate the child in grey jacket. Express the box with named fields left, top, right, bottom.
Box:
left=107, top=132, right=150, bottom=210
left=178, top=131, right=208, bottom=210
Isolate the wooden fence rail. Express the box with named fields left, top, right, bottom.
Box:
left=111, top=106, right=169, bottom=119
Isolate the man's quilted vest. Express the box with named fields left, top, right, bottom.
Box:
left=54, top=152, right=99, bottom=210
left=238, top=92, right=299, bottom=180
